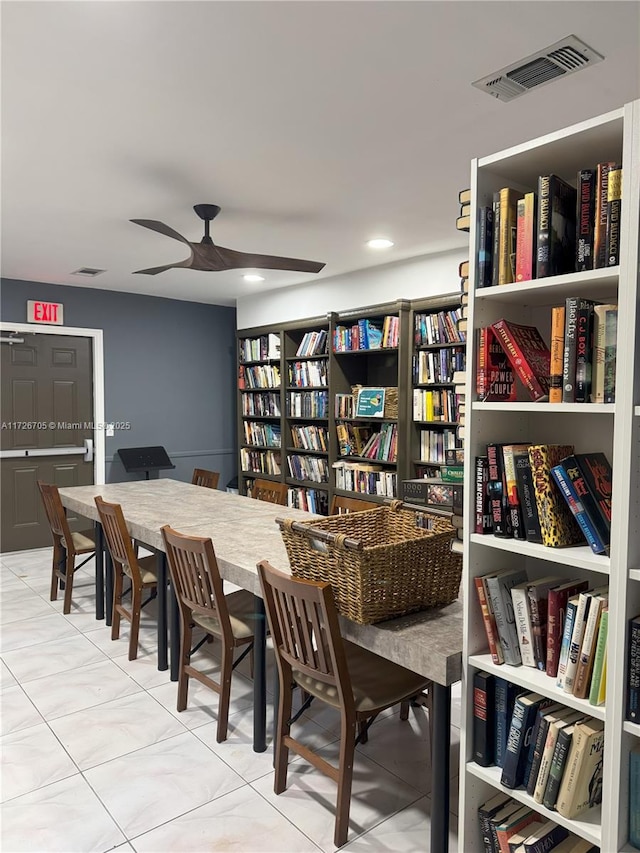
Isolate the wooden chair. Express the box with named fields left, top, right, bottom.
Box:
left=94, top=496, right=158, bottom=661
left=257, top=559, right=432, bottom=848
left=251, top=478, right=288, bottom=505
left=329, top=495, right=378, bottom=515
left=192, top=468, right=220, bottom=489
left=161, top=524, right=256, bottom=742
left=37, top=481, right=96, bottom=615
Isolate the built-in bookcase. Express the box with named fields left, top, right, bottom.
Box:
left=459, top=100, right=640, bottom=853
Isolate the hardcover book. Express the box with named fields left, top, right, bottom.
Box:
left=533, top=708, right=584, bottom=804
left=516, top=191, right=537, bottom=282
left=556, top=595, right=579, bottom=690
left=487, top=443, right=511, bottom=538
left=495, top=805, right=537, bottom=853
left=556, top=717, right=605, bottom=819
left=549, top=306, right=565, bottom=404
left=627, top=614, right=640, bottom=722
left=603, top=307, right=618, bottom=402
left=512, top=448, right=543, bottom=544
left=588, top=607, right=608, bottom=706
left=501, top=692, right=553, bottom=789
left=476, top=206, right=494, bottom=288
left=486, top=568, right=527, bottom=666
left=495, top=677, right=521, bottom=768
left=550, top=465, right=604, bottom=554
left=564, top=589, right=595, bottom=695
left=473, top=670, right=496, bottom=767
left=497, top=187, right=521, bottom=285
left=502, top=444, right=529, bottom=540
left=527, top=576, right=562, bottom=671
left=574, top=302, right=595, bottom=403
left=522, top=819, right=569, bottom=853
left=575, top=168, right=596, bottom=272
left=527, top=444, right=584, bottom=547
left=536, top=174, right=577, bottom=279
left=594, top=161, right=617, bottom=268
left=474, top=456, right=493, bottom=535
left=546, top=578, right=590, bottom=678
left=523, top=701, right=563, bottom=792
left=562, top=297, right=594, bottom=403
left=477, top=791, right=513, bottom=853
left=573, top=452, right=612, bottom=534
left=476, top=327, right=516, bottom=402
left=540, top=717, right=583, bottom=809
left=492, top=190, right=501, bottom=287
left=560, top=455, right=611, bottom=554
left=574, top=592, right=608, bottom=700
left=491, top=320, right=551, bottom=402
left=605, top=166, right=622, bottom=266
left=475, top=575, right=504, bottom=665
left=591, top=303, right=617, bottom=404
left=511, top=580, right=537, bottom=668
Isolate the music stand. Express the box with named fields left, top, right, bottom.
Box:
left=117, top=446, right=175, bottom=480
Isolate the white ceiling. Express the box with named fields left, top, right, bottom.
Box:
left=2, top=1, right=639, bottom=308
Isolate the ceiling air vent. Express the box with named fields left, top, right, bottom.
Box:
left=71, top=267, right=106, bottom=277
left=472, top=35, right=604, bottom=103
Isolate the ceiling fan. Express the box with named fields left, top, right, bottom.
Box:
left=130, top=204, right=325, bottom=276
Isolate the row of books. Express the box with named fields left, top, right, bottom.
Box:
left=239, top=333, right=281, bottom=363
left=476, top=164, right=622, bottom=288
left=295, top=329, right=329, bottom=357
left=287, top=390, right=329, bottom=419
left=242, top=421, right=281, bottom=448
left=332, top=461, right=397, bottom=497
left=412, top=346, right=466, bottom=384
left=356, top=422, right=397, bottom=463
left=477, top=790, right=597, bottom=853
left=474, top=676, right=604, bottom=819
left=413, top=308, right=465, bottom=346
left=286, top=486, right=329, bottom=515
left=333, top=315, right=399, bottom=351
left=241, top=391, right=281, bottom=418
left=238, top=364, right=281, bottom=390
left=478, top=320, right=550, bottom=402
left=417, top=428, right=460, bottom=464
left=475, top=444, right=612, bottom=553
left=286, top=454, right=329, bottom=483
left=287, top=360, right=328, bottom=388
left=476, top=571, right=609, bottom=703
left=289, top=424, right=328, bottom=453
left=336, top=422, right=371, bottom=457
left=412, top=388, right=459, bottom=423
left=239, top=448, right=281, bottom=475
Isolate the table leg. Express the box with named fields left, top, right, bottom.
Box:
left=104, top=549, right=114, bottom=627
left=253, top=595, right=267, bottom=753
left=169, top=574, right=180, bottom=682
left=430, top=682, right=451, bottom=853
left=94, top=523, right=104, bottom=621
left=156, top=552, right=168, bottom=672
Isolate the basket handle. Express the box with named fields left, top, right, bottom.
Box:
left=276, top=517, right=363, bottom=551
left=383, top=498, right=453, bottom=519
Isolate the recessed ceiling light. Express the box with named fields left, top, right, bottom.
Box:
left=243, top=274, right=265, bottom=282
left=366, top=238, right=394, bottom=249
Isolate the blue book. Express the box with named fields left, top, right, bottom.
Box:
left=630, top=746, right=640, bottom=849
left=494, top=677, right=520, bottom=768
left=550, top=465, right=607, bottom=554
left=556, top=596, right=578, bottom=689
left=501, top=692, right=554, bottom=789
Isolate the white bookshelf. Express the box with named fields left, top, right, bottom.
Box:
left=459, top=100, right=640, bottom=853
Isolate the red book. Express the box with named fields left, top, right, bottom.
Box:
left=476, top=327, right=516, bottom=402
left=546, top=579, right=590, bottom=677
left=491, top=320, right=551, bottom=402
left=474, top=576, right=504, bottom=665
left=516, top=192, right=536, bottom=282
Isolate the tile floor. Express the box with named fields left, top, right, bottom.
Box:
left=0, top=547, right=461, bottom=852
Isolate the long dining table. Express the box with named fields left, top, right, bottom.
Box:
left=58, top=478, right=462, bottom=853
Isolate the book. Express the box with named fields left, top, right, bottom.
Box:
left=486, top=568, right=527, bottom=666
left=546, top=578, right=590, bottom=678
left=573, top=452, right=612, bottom=534
left=588, top=607, right=608, bottom=706
left=627, top=614, right=640, bottom=722
left=564, top=589, right=595, bottom=695
left=477, top=791, right=513, bottom=853
left=521, top=819, right=569, bottom=853
left=603, top=305, right=618, bottom=402
left=562, top=297, right=594, bottom=403
left=594, top=161, right=617, bottom=268
left=527, top=576, right=562, bottom=671
left=605, top=166, right=622, bottom=266
left=502, top=444, right=529, bottom=540
left=492, top=190, right=501, bottom=287
left=475, top=574, right=504, bottom=665
left=527, top=444, right=583, bottom=547
left=532, top=707, right=584, bottom=803
left=476, top=327, right=517, bottom=402
left=459, top=188, right=471, bottom=205
left=473, top=670, right=496, bottom=766
left=591, top=303, right=617, bottom=403
left=560, top=455, right=611, bottom=554
left=497, top=187, right=521, bottom=285
left=489, top=801, right=524, bottom=853
left=491, top=319, right=551, bottom=402
left=511, top=580, right=537, bottom=668
left=550, top=836, right=599, bottom=853
left=495, top=677, right=521, bottom=768
left=541, top=717, right=584, bottom=809
left=501, top=692, right=553, bottom=789
left=556, top=596, right=579, bottom=690
left=630, top=745, right=640, bottom=849
left=574, top=302, right=595, bottom=403
left=536, top=174, right=577, bottom=279
left=512, top=448, right=543, bottom=544
left=575, top=168, right=596, bottom=272
left=573, top=592, right=608, bottom=699
left=516, top=192, right=536, bottom=282
left=476, top=206, right=494, bottom=288
left=523, top=701, right=563, bottom=792
left=507, top=822, right=546, bottom=853
left=495, top=805, right=537, bottom=853
left=487, top=443, right=511, bottom=538
left=475, top=456, right=493, bottom=535
left=549, top=306, right=565, bottom=404
left=556, top=717, right=605, bottom=819
left=550, top=465, right=604, bottom=554
left=456, top=213, right=471, bottom=231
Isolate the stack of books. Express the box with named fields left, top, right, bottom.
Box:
left=456, top=188, right=471, bottom=233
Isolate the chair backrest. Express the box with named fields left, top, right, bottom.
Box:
left=251, top=478, right=288, bottom=505
left=94, top=496, right=140, bottom=576
left=37, top=481, right=74, bottom=547
left=161, top=524, right=232, bottom=642
left=257, top=559, right=353, bottom=708
left=192, top=468, right=220, bottom=489
left=329, top=495, right=378, bottom=516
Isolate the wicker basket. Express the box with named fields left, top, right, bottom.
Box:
left=277, top=501, right=461, bottom=625
left=351, top=385, right=398, bottom=420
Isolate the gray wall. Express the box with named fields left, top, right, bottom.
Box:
left=1, top=279, right=238, bottom=487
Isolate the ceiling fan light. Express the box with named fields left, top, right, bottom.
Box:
left=243, top=274, right=265, bottom=282
left=366, top=238, right=394, bottom=249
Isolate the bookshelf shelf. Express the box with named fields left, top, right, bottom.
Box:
left=414, top=382, right=457, bottom=388
left=285, top=447, right=328, bottom=457
left=241, top=414, right=280, bottom=421
left=474, top=268, right=619, bottom=306
left=241, top=443, right=281, bottom=452
left=287, top=416, right=328, bottom=422
left=469, top=534, right=610, bottom=574
left=333, top=347, right=398, bottom=356
left=285, top=386, right=327, bottom=391
left=284, top=477, right=329, bottom=490
left=472, top=402, right=615, bottom=414
left=336, top=455, right=397, bottom=467
left=623, top=721, right=640, bottom=737
left=416, top=341, right=464, bottom=351
left=468, top=654, right=606, bottom=721
left=466, top=763, right=602, bottom=847
left=285, top=355, right=329, bottom=362
left=240, top=470, right=281, bottom=482
left=413, top=420, right=459, bottom=427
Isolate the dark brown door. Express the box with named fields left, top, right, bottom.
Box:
left=1, top=332, right=95, bottom=552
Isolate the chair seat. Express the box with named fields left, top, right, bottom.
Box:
left=123, top=554, right=158, bottom=585
left=192, top=589, right=256, bottom=640
left=66, top=530, right=96, bottom=553
left=293, top=640, right=430, bottom=715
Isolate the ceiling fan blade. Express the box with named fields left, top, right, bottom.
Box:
left=130, top=219, right=191, bottom=245
left=215, top=245, right=325, bottom=274
left=132, top=263, right=180, bottom=275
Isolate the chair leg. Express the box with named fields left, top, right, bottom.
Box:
left=335, top=717, right=357, bottom=847
left=128, top=585, right=142, bottom=660
left=177, top=617, right=193, bottom=712
left=274, top=672, right=293, bottom=795
left=62, top=552, right=75, bottom=614
left=400, top=699, right=410, bottom=721
left=50, top=545, right=63, bottom=602
left=111, top=565, right=123, bottom=640
left=358, top=719, right=369, bottom=744
left=216, top=644, right=234, bottom=743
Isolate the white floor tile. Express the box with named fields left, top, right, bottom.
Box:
left=1, top=593, right=56, bottom=625
left=1, top=722, right=78, bottom=802
left=84, top=731, right=245, bottom=838
left=0, top=685, right=45, bottom=736
left=85, top=620, right=159, bottom=659
left=132, top=784, right=321, bottom=852
left=49, top=691, right=186, bottom=770
left=1, top=633, right=108, bottom=684
left=0, top=660, right=18, bottom=691
left=0, top=611, right=79, bottom=653
left=113, top=649, right=174, bottom=690
left=341, top=797, right=458, bottom=852
left=21, top=658, right=142, bottom=720
left=0, top=773, right=126, bottom=852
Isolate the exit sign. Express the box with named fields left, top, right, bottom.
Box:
left=27, top=300, right=64, bottom=325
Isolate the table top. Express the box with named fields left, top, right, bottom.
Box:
left=59, top=478, right=462, bottom=685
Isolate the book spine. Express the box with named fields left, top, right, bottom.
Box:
left=562, top=297, right=580, bottom=403
left=513, top=451, right=543, bottom=544
left=547, top=582, right=588, bottom=678
left=515, top=198, right=527, bottom=283
left=591, top=305, right=608, bottom=403
left=502, top=447, right=525, bottom=541
left=498, top=188, right=518, bottom=285
left=550, top=465, right=605, bottom=554
left=512, top=586, right=536, bottom=668
left=561, top=455, right=610, bottom=551
left=575, top=169, right=596, bottom=272
left=475, top=576, right=504, bottom=665
left=492, top=191, right=501, bottom=287
left=534, top=723, right=562, bottom=804
left=521, top=192, right=536, bottom=282
left=473, top=671, right=495, bottom=766
left=476, top=327, right=488, bottom=399
left=486, top=575, right=523, bottom=666
left=574, top=304, right=594, bottom=403
left=477, top=206, right=494, bottom=288
left=487, top=443, right=508, bottom=537
left=573, top=597, right=605, bottom=699
left=556, top=600, right=578, bottom=689
left=495, top=678, right=517, bottom=768
left=630, top=748, right=640, bottom=848
left=542, top=728, right=575, bottom=811
left=588, top=609, right=608, bottom=706
left=606, top=166, right=623, bottom=266
left=575, top=452, right=613, bottom=533
left=491, top=321, right=548, bottom=402
left=557, top=725, right=605, bottom=819
left=594, top=162, right=616, bottom=268
left=564, top=593, right=591, bottom=695
left=526, top=712, right=552, bottom=796
left=536, top=174, right=551, bottom=278
left=501, top=697, right=530, bottom=788
left=627, top=618, right=640, bottom=722
left=527, top=588, right=549, bottom=672
left=549, top=306, right=565, bottom=404
left=475, top=456, right=492, bottom=535
left=604, top=307, right=618, bottom=403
